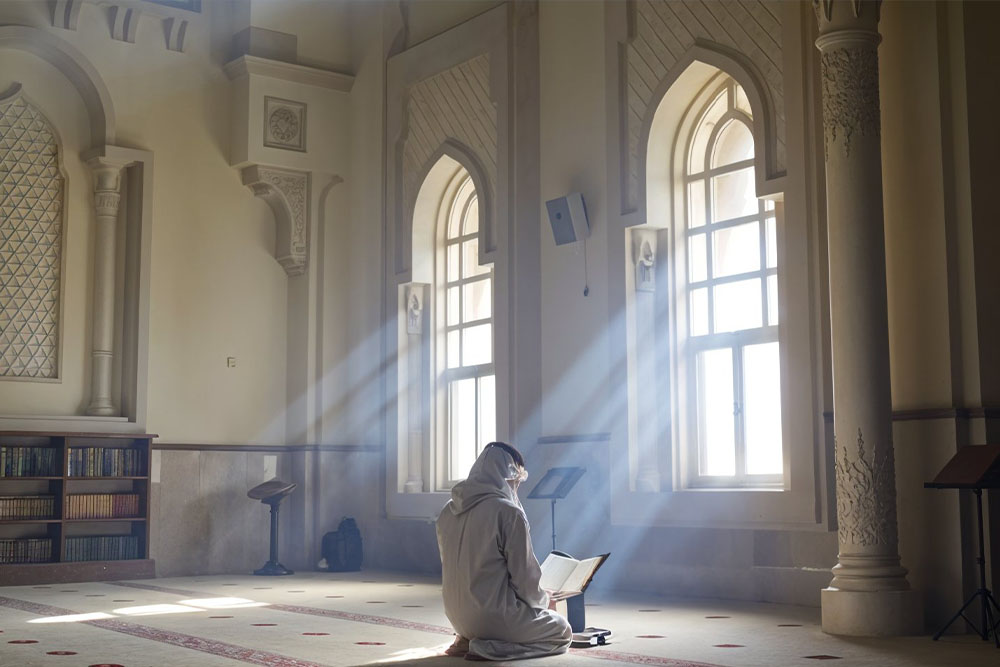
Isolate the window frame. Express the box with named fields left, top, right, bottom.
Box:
left=675, top=79, right=784, bottom=490
left=434, top=174, right=495, bottom=490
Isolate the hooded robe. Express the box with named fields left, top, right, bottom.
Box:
left=436, top=446, right=573, bottom=661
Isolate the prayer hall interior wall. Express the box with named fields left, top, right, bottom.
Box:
left=336, top=0, right=999, bottom=629
left=2, top=0, right=998, bottom=628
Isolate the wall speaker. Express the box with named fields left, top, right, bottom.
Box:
left=546, top=193, right=589, bottom=246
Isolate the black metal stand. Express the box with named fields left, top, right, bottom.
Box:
left=254, top=498, right=293, bottom=576
left=550, top=499, right=557, bottom=552
left=933, top=489, right=1000, bottom=645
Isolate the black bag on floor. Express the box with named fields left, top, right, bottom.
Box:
left=322, top=517, right=363, bottom=572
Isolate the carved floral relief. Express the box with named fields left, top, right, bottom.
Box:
left=834, top=428, right=898, bottom=547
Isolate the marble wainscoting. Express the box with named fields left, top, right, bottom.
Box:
left=149, top=445, right=288, bottom=577
left=150, top=444, right=385, bottom=578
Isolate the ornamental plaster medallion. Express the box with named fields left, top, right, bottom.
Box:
left=834, top=428, right=898, bottom=547
left=263, top=96, right=306, bottom=153
left=820, top=46, right=880, bottom=159
left=0, top=85, right=64, bottom=379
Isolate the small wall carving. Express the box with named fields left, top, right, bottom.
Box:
left=0, top=87, right=64, bottom=378
left=834, top=428, right=898, bottom=548
left=819, top=46, right=880, bottom=158
left=620, top=0, right=786, bottom=211
left=264, top=96, right=307, bottom=153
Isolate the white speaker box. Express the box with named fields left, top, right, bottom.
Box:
left=546, top=193, right=589, bottom=246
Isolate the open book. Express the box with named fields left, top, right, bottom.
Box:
left=539, top=551, right=610, bottom=597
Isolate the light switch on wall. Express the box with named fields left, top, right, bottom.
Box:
left=226, top=356, right=237, bottom=368
left=264, top=455, right=277, bottom=480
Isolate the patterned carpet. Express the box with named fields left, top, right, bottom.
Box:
left=0, top=571, right=996, bottom=666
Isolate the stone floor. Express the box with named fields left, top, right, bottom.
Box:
left=0, top=570, right=996, bottom=666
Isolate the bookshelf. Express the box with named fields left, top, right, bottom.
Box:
left=0, top=431, right=157, bottom=585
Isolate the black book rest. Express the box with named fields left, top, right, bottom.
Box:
left=925, top=444, right=1000, bottom=646
left=248, top=478, right=296, bottom=576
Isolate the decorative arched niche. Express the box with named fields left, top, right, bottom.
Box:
left=607, top=44, right=828, bottom=530
left=0, top=26, right=153, bottom=431
left=0, top=83, right=67, bottom=380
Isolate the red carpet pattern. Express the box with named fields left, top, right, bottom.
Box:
left=0, top=595, right=329, bottom=667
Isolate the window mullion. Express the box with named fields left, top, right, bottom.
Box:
left=704, top=178, right=714, bottom=334
left=759, top=202, right=769, bottom=327
left=733, top=343, right=746, bottom=480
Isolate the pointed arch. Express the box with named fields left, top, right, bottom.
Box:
left=0, top=26, right=115, bottom=148
left=639, top=42, right=781, bottom=216
left=406, top=139, right=493, bottom=285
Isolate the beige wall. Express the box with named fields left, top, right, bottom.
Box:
left=0, top=1, right=289, bottom=443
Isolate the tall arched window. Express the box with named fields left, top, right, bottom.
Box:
left=438, top=175, right=495, bottom=485
left=679, top=78, right=781, bottom=486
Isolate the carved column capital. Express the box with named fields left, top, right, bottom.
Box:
left=87, top=157, right=124, bottom=190
left=814, top=0, right=881, bottom=36
left=242, top=165, right=310, bottom=276
left=813, top=1, right=882, bottom=160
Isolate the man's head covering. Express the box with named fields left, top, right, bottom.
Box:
left=447, top=444, right=525, bottom=515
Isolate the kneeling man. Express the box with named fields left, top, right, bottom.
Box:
left=436, top=442, right=572, bottom=661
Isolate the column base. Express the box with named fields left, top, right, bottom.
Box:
left=85, top=403, right=116, bottom=417
left=822, top=587, right=923, bottom=636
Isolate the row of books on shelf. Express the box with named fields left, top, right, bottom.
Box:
left=0, top=537, right=52, bottom=564
left=66, top=493, right=140, bottom=519
left=68, top=448, right=145, bottom=477
left=65, top=535, right=140, bottom=562
left=0, top=447, right=58, bottom=477
left=0, top=495, right=55, bottom=520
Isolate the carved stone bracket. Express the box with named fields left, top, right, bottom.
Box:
left=241, top=165, right=309, bottom=276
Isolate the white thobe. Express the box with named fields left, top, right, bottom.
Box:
left=436, top=447, right=572, bottom=661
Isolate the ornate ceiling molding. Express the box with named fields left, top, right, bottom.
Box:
left=50, top=0, right=192, bottom=53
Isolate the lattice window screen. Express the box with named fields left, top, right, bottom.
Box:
left=0, top=95, right=64, bottom=378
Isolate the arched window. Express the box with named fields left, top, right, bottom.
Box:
left=437, top=175, right=495, bottom=485
left=679, top=78, right=781, bottom=486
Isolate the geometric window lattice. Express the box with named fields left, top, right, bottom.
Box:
left=0, top=92, right=64, bottom=378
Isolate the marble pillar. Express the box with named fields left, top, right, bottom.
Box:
left=814, top=0, right=921, bottom=636
left=403, top=283, right=427, bottom=493
left=632, top=229, right=660, bottom=492
left=85, top=158, right=125, bottom=417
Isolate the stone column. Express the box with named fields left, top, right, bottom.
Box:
left=403, top=283, right=427, bottom=493
left=632, top=230, right=659, bottom=492
left=814, top=0, right=921, bottom=635
left=85, top=159, right=124, bottom=416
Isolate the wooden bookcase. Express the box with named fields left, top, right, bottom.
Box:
left=0, top=431, right=156, bottom=585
